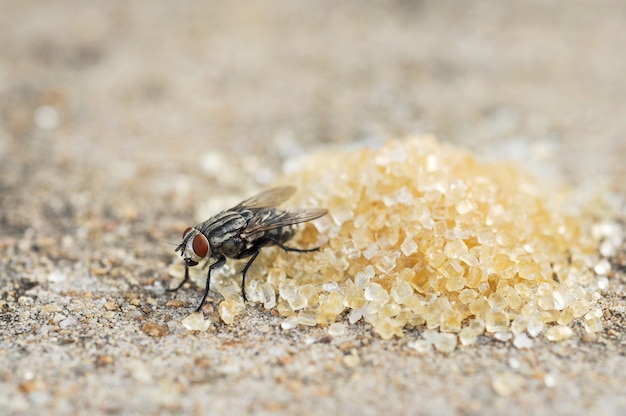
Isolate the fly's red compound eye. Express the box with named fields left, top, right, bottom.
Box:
left=182, top=227, right=193, bottom=239
left=192, top=234, right=209, bottom=258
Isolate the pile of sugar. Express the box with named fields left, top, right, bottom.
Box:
left=175, top=137, right=619, bottom=347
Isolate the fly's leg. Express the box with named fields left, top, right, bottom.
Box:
left=233, top=244, right=267, bottom=302
left=239, top=250, right=260, bottom=302
left=196, top=256, right=226, bottom=312
left=233, top=238, right=320, bottom=302
left=167, top=262, right=190, bottom=292
left=271, top=238, right=320, bottom=253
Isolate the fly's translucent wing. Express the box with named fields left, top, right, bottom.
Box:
left=240, top=208, right=328, bottom=239
left=233, top=186, right=296, bottom=210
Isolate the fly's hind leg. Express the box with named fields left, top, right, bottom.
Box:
left=233, top=244, right=267, bottom=301
left=239, top=250, right=261, bottom=302
left=271, top=238, right=321, bottom=253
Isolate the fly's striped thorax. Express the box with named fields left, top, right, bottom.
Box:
left=196, top=209, right=252, bottom=240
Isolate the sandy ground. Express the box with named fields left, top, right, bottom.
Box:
left=1, top=1, right=625, bottom=415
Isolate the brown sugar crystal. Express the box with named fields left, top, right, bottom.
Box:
left=185, top=137, right=616, bottom=344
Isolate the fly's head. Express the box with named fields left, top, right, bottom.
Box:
left=175, top=227, right=209, bottom=267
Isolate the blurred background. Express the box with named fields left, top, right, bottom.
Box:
left=1, top=0, right=625, bottom=231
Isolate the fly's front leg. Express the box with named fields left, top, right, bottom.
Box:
left=196, top=256, right=226, bottom=312
left=168, top=261, right=191, bottom=292
left=233, top=244, right=266, bottom=301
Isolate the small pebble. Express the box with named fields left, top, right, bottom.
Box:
left=141, top=322, right=168, bottom=337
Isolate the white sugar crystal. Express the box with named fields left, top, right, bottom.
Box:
left=400, top=236, right=418, bottom=256
left=342, top=239, right=361, bottom=259
left=348, top=308, right=364, bottom=324
left=280, top=316, right=298, bottom=330
left=421, top=329, right=438, bottom=342
left=374, top=251, right=400, bottom=274
left=459, top=253, right=479, bottom=266
left=355, top=265, right=375, bottom=287
left=593, top=259, right=611, bottom=275
left=279, top=280, right=297, bottom=301
left=432, top=333, right=457, bottom=353
left=245, top=280, right=261, bottom=303
left=552, top=285, right=572, bottom=310
left=586, top=307, right=603, bottom=318
left=591, top=220, right=623, bottom=240
left=364, top=282, right=390, bottom=304
left=396, top=187, right=414, bottom=205
left=599, top=240, right=617, bottom=257
left=362, top=243, right=379, bottom=260
left=181, top=312, right=211, bottom=331
left=322, top=281, right=340, bottom=292
left=260, top=282, right=276, bottom=309
left=390, top=280, right=414, bottom=304
left=331, top=206, right=354, bottom=225
left=546, top=325, right=573, bottom=341
left=527, top=316, right=544, bottom=337
left=297, top=308, right=317, bottom=326
left=494, top=331, right=512, bottom=342
left=407, top=339, right=432, bottom=354
left=513, top=333, right=533, bottom=349
left=288, top=293, right=307, bottom=310
left=328, top=322, right=346, bottom=337
left=456, top=198, right=476, bottom=214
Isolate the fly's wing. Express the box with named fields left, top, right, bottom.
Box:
left=233, top=186, right=296, bottom=210
left=240, top=208, right=328, bottom=239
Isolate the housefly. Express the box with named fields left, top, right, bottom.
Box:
left=169, top=186, right=327, bottom=312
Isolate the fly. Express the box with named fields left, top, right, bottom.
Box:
left=169, top=186, right=327, bottom=312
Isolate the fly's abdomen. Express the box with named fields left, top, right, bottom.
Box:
left=268, top=224, right=297, bottom=244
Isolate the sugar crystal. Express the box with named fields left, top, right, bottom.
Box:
left=408, top=339, right=432, bottom=354
left=400, top=236, right=418, bottom=256
left=219, top=298, right=244, bottom=325
left=181, top=312, right=211, bottom=331
left=288, top=293, right=308, bottom=311
left=355, top=265, right=375, bottom=287
left=222, top=136, right=618, bottom=342
left=432, top=333, right=457, bottom=353
left=281, top=316, right=298, bottom=330
left=593, top=259, right=611, bottom=275
left=458, top=319, right=484, bottom=346
left=328, top=322, right=346, bottom=337
left=527, top=316, right=544, bottom=337
left=546, top=325, right=574, bottom=341
left=364, top=282, right=390, bottom=304
left=297, top=308, right=318, bottom=326
left=513, top=333, right=533, bottom=349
